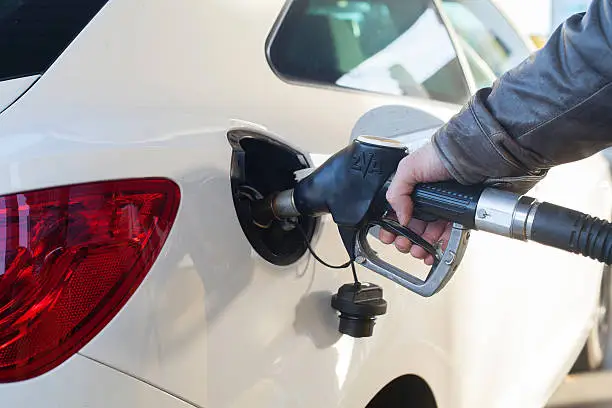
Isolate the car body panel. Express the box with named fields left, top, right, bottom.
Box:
left=1, top=353, right=194, bottom=408
left=0, top=0, right=609, bottom=407
left=0, top=75, right=39, bottom=112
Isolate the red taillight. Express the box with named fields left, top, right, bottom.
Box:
left=0, top=178, right=180, bottom=382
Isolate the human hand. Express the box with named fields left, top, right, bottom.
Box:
left=379, top=142, right=453, bottom=265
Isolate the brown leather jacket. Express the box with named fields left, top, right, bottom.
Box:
left=432, top=0, right=612, bottom=192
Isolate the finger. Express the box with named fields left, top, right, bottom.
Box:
left=397, top=197, right=414, bottom=227
left=386, top=159, right=415, bottom=226
left=378, top=212, right=399, bottom=244
left=424, top=255, right=435, bottom=266
left=410, top=220, right=447, bottom=259
left=395, top=219, right=426, bottom=253
left=407, top=218, right=426, bottom=233
left=379, top=228, right=396, bottom=244
left=424, top=222, right=453, bottom=265
left=395, top=236, right=412, bottom=253
left=439, top=222, right=452, bottom=250
left=386, top=193, right=413, bottom=227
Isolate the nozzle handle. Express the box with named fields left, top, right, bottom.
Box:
left=377, top=181, right=484, bottom=228
left=412, top=182, right=484, bottom=228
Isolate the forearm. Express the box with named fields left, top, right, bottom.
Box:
left=433, top=0, right=612, bottom=188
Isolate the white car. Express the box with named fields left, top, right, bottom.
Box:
left=0, top=0, right=610, bottom=407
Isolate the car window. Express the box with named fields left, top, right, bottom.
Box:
left=440, top=0, right=532, bottom=81
left=0, top=0, right=109, bottom=82
left=269, top=0, right=471, bottom=105
left=456, top=36, right=498, bottom=90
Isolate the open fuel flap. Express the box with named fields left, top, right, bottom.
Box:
left=228, top=128, right=317, bottom=266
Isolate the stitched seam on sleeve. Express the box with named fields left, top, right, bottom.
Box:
left=517, top=81, right=612, bottom=139
left=468, top=103, right=526, bottom=173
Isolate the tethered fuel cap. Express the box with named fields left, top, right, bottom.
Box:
left=331, top=282, right=388, bottom=338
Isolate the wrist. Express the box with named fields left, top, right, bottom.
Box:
left=430, top=132, right=469, bottom=184
left=409, top=142, right=452, bottom=183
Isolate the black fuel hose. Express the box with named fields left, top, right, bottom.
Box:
left=530, top=202, right=612, bottom=264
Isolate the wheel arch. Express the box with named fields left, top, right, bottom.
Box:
left=366, top=374, right=438, bottom=408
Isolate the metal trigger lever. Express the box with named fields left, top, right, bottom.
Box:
left=372, top=218, right=441, bottom=262
left=353, top=221, right=471, bottom=297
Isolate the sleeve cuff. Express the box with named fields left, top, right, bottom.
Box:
left=431, top=88, right=548, bottom=186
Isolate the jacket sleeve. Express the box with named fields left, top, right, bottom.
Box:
left=432, top=0, right=612, bottom=191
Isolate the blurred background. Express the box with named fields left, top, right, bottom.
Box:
left=494, top=0, right=590, bottom=45
left=497, top=3, right=612, bottom=407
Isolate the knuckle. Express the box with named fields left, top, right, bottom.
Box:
left=394, top=243, right=408, bottom=253
left=386, top=189, right=397, bottom=202
left=422, top=233, right=439, bottom=243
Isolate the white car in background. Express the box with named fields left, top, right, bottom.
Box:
left=0, top=1, right=609, bottom=407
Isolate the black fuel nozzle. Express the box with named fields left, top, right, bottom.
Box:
left=249, top=136, right=408, bottom=338
left=248, top=136, right=477, bottom=302
left=284, top=136, right=408, bottom=256
left=249, top=135, right=408, bottom=253
left=247, top=136, right=479, bottom=336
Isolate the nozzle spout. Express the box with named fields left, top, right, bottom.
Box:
left=250, top=189, right=300, bottom=228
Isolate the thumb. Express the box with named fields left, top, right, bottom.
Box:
left=386, top=163, right=415, bottom=226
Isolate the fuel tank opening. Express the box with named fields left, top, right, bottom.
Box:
left=228, top=130, right=316, bottom=266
